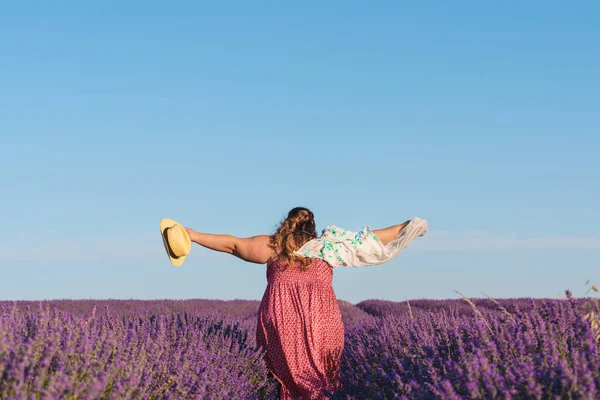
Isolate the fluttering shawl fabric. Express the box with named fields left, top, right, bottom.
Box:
left=295, top=217, right=428, bottom=267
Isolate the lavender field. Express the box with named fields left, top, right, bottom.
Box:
left=1, top=295, right=599, bottom=399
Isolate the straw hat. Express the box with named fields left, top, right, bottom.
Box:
left=160, top=218, right=191, bottom=266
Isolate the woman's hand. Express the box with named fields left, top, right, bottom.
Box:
left=185, top=227, right=198, bottom=243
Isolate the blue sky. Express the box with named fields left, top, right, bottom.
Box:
left=1, top=2, right=599, bottom=304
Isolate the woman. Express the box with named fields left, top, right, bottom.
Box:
left=184, top=207, right=427, bottom=399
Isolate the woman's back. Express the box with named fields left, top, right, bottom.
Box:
left=266, top=257, right=334, bottom=286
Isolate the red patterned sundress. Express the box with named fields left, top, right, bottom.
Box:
left=256, top=256, right=345, bottom=399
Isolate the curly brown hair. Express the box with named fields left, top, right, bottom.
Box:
left=268, top=207, right=317, bottom=270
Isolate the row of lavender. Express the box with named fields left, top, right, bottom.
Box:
left=0, top=303, right=278, bottom=399
left=1, top=297, right=598, bottom=399
left=341, top=298, right=600, bottom=399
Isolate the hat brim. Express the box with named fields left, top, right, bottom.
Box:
left=160, top=218, right=190, bottom=266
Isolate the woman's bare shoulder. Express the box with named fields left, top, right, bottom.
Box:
left=232, top=235, right=275, bottom=264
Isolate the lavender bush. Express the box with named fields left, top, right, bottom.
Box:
left=1, top=297, right=598, bottom=399
left=0, top=303, right=278, bottom=399
left=339, top=298, right=599, bottom=399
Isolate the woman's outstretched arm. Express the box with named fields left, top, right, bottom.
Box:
left=371, top=220, right=410, bottom=245
left=184, top=228, right=274, bottom=264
